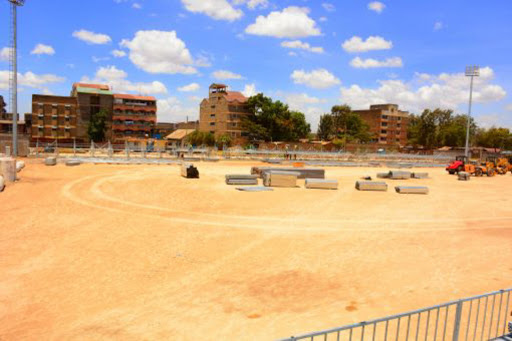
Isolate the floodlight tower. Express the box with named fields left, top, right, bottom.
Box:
left=464, top=65, right=479, bottom=158
left=8, top=0, right=25, bottom=157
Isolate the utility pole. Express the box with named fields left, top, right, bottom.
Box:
left=8, top=0, right=25, bottom=157
left=464, top=65, right=479, bottom=158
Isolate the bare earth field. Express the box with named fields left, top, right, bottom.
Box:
left=1, top=160, right=511, bottom=340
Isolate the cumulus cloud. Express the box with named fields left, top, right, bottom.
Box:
left=368, top=1, right=385, bottom=13
left=178, top=82, right=200, bottom=92
left=81, top=65, right=168, bottom=95
left=181, top=0, right=243, bottom=21
left=322, top=3, right=335, bottom=12
left=242, top=83, right=257, bottom=97
left=350, top=57, right=403, bottom=69
left=120, top=30, right=197, bottom=74
left=281, top=40, right=324, bottom=54
left=31, top=44, right=55, bottom=55
left=157, top=96, right=198, bottom=122
left=434, top=21, right=443, bottom=31
left=72, top=29, right=112, bottom=44
left=291, top=69, right=341, bottom=89
left=339, top=66, right=506, bottom=114
left=245, top=6, right=321, bottom=38
left=319, top=16, right=328, bottom=22
left=132, top=3, right=141, bottom=9
left=0, top=70, right=64, bottom=92
left=285, top=93, right=325, bottom=107
left=111, top=49, right=127, bottom=58
left=212, top=70, right=244, bottom=80
left=342, top=36, right=392, bottom=53
left=0, top=47, right=12, bottom=62
left=233, top=0, right=268, bottom=10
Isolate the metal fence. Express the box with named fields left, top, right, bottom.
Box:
left=279, top=288, right=511, bottom=341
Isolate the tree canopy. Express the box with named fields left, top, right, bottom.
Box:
left=87, top=109, right=108, bottom=142
left=316, top=104, right=373, bottom=143
left=242, top=93, right=311, bottom=142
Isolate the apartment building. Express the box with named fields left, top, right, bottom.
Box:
left=199, top=83, right=251, bottom=140
left=112, top=94, right=156, bottom=141
left=353, top=104, right=410, bottom=146
left=30, top=95, right=78, bottom=142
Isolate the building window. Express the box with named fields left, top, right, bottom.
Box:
left=210, top=114, right=215, bottom=118
left=381, top=130, right=387, bottom=134
left=211, top=105, right=216, bottom=109
left=381, top=122, right=388, bottom=127
left=65, top=116, right=70, bottom=121
left=209, top=122, right=215, bottom=126
left=398, top=117, right=402, bottom=121
left=209, top=131, right=215, bottom=134
left=380, top=137, right=386, bottom=142
left=381, top=115, right=388, bottom=120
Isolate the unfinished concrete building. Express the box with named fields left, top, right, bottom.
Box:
left=112, top=94, right=156, bottom=142
left=199, top=83, right=251, bottom=141
left=353, top=104, right=410, bottom=146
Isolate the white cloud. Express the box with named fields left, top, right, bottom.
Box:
left=368, top=1, right=385, bottom=13
left=505, top=104, right=512, bottom=111
left=178, top=83, right=200, bottom=92
left=132, top=3, right=141, bottom=9
left=72, top=29, right=112, bottom=44
left=181, top=0, right=243, bottom=21
left=285, top=93, right=325, bottom=107
left=281, top=40, right=324, bottom=54
left=111, top=49, right=127, bottom=58
left=319, top=16, right=328, bottom=22
left=434, top=21, right=443, bottom=31
left=120, top=30, right=197, bottom=74
left=242, top=83, right=257, bottom=97
left=233, top=0, right=269, bottom=10
left=245, top=6, right=321, bottom=38
left=0, top=47, right=12, bottom=62
left=212, top=70, right=244, bottom=80
left=322, top=3, right=335, bottom=12
left=342, top=36, right=393, bottom=53
left=31, top=44, right=55, bottom=56
left=339, top=66, right=506, bottom=114
left=291, top=69, right=341, bottom=89
left=0, top=70, right=64, bottom=91
left=81, top=65, right=168, bottom=95
left=92, top=56, right=110, bottom=63
left=350, top=57, right=403, bottom=69
left=288, top=51, right=298, bottom=57
left=157, top=96, right=198, bottom=122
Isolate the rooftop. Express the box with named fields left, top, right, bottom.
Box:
left=114, top=94, right=156, bottom=101
left=165, top=129, right=195, bottom=140
left=75, top=87, right=113, bottom=95
left=224, top=91, right=247, bottom=103
left=72, top=83, right=110, bottom=91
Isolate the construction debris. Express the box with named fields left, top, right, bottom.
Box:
left=181, top=163, right=199, bottom=179
left=355, top=181, right=388, bottom=192
left=458, top=172, right=470, bottom=181
left=395, top=186, right=429, bottom=195
left=388, top=170, right=412, bottom=180
left=236, top=186, right=274, bottom=192
left=45, top=157, right=57, bottom=166
left=16, top=161, right=25, bottom=173
left=411, top=172, right=429, bottom=179
left=251, top=167, right=325, bottom=179
left=263, top=171, right=299, bottom=188
left=225, top=174, right=258, bottom=186
left=0, top=157, right=16, bottom=182
left=361, top=176, right=372, bottom=180
left=305, top=178, right=338, bottom=190
left=65, top=160, right=81, bottom=167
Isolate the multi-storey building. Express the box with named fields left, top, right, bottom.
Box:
left=30, top=94, right=78, bottom=142
left=199, top=83, right=251, bottom=141
left=71, top=83, right=114, bottom=141
left=112, top=94, right=157, bottom=141
left=353, top=104, right=410, bottom=146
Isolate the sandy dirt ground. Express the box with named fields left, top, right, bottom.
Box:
left=0, top=160, right=511, bottom=341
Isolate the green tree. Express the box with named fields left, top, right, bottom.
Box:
left=476, top=127, right=512, bottom=150
left=216, top=134, right=232, bottom=149
left=87, top=109, right=108, bottom=142
left=317, top=114, right=334, bottom=140
left=328, top=105, right=373, bottom=143
left=187, top=130, right=215, bottom=147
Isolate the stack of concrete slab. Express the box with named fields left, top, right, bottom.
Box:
left=263, top=171, right=299, bottom=188
left=377, top=172, right=390, bottom=179
left=395, top=186, right=429, bottom=194
left=458, top=172, right=470, bottom=181
left=411, top=172, right=429, bottom=179
left=225, top=174, right=258, bottom=186
left=66, top=160, right=81, bottom=167
left=252, top=167, right=325, bottom=179
left=0, top=157, right=16, bottom=182
left=236, top=186, right=274, bottom=192
left=355, top=181, right=388, bottom=191
left=305, top=178, right=338, bottom=190
left=388, top=170, right=412, bottom=179
left=181, top=163, right=199, bottom=178
left=45, top=157, right=57, bottom=166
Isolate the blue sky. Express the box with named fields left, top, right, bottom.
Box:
left=0, top=0, right=511, bottom=129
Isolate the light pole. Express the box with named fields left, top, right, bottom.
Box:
left=8, top=0, right=25, bottom=157
left=464, top=65, right=479, bottom=158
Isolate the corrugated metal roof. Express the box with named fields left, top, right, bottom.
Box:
left=165, top=129, right=195, bottom=140
left=73, top=83, right=110, bottom=90
left=76, top=87, right=113, bottom=95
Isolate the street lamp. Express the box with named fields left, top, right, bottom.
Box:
left=8, top=0, right=25, bottom=157
left=464, top=65, right=479, bottom=158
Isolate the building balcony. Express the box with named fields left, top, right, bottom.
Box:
left=113, top=104, right=156, bottom=113
left=113, top=115, right=156, bottom=122
left=112, top=124, right=152, bottom=131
